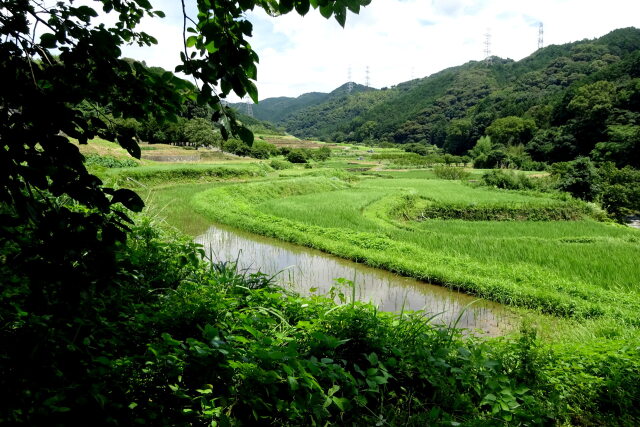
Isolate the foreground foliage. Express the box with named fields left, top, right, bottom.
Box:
left=2, top=218, right=638, bottom=425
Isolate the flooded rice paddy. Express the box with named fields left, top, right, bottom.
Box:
left=196, top=224, right=517, bottom=335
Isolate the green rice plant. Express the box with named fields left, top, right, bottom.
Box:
left=84, top=153, right=139, bottom=168
left=102, top=163, right=267, bottom=187
left=408, top=199, right=592, bottom=221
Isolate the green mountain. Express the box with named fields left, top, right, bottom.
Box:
left=249, top=27, right=640, bottom=167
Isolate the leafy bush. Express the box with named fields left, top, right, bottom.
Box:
left=286, top=149, right=308, bottom=163
left=551, top=157, right=601, bottom=201
left=482, top=169, right=537, bottom=190
left=432, top=165, right=471, bottom=180
left=312, top=146, right=332, bottom=161
left=84, top=154, right=139, bottom=168
left=599, top=163, right=640, bottom=221
left=223, top=138, right=251, bottom=156
left=371, top=152, right=442, bottom=167
left=519, top=159, right=548, bottom=171
left=269, top=159, right=293, bottom=170
left=250, top=140, right=278, bottom=159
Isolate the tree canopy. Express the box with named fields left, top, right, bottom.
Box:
left=1, top=0, right=370, bottom=238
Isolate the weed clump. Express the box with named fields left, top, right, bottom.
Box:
left=84, top=153, right=139, bottom=168
left=433, top=165, right=471, bottom=180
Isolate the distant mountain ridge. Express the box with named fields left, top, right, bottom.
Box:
left=229, top=83, right=373, bottom=123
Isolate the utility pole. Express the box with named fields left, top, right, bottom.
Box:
left=245, top=96, right=253, bottom=117
left=365, top=65, right=370, bottom=87
left=538, top=22, right=544, bottom=50
left=484, top=28, right=492, bottom=65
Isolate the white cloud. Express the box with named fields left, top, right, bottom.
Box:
left=116, top=0, right=640, bottom=101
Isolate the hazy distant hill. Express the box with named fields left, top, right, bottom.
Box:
left=229, top=83, right=373, bottom=123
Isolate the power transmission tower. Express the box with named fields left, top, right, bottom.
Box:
left=538, top=22, right=544, bottom=50
left=347, top=66, right=353, bottom=93
left=245, top=96, right=253, bottom=117
left=484, top=28, right=492, bottom=64
left=365, top=65, right=370, bottom=87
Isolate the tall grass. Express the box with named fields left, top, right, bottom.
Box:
left=101, top=163, right=270, bottom=187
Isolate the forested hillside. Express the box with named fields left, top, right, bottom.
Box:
left=257, top=27, right=640, bottom=168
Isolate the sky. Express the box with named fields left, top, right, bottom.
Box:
left=118, top=0, right=640, bottom=101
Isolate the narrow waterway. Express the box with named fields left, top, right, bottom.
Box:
left=195, top=224, right=517, bottom=335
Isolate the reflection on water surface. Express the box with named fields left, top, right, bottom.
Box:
left=196, top=225, right=516, bottom=335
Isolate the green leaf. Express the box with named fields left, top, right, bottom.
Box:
left=236, top=125, right=254, bottom=146
left=334, top=5, right=347, bottom=27
left=328, top=384, right=340, bottom=396
left=220, top=126, right=229, bottom=140
left=332, top=396, right=349, bottom=411
left=246, top=82, right=259, bottom=104
left=111, top=189, right=144, bottom=212
left=319, top=4, right=333, bottom=18
left=287, top=376, right=299, bottom=390
left=345, top=0, right=361, bottom=13
left=186, top=36, right=198, bottom=48
left=367, top=352, right=379, bottom=365
left=40, top=33, right=57, bottom=48
left=116, top=133, right=141, bottom=159
left=205, top=40, right=219, bottom=53
left=295, top=0, right=310, bottom=15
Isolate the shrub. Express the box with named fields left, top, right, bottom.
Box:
left=84, top=154, right=139, bottom=168
left=481, top=169, right=536, bottom=190
left=552, top=157, right=600, bottom=201
left=287, top=149, right=308, bottom=163
left=223, top=138, right=251, bottom=156
left=249, top=140, right=277, bottom=159
left=432, top=165, right=471, bottom=180
left=599, top=163, right=640, bottom=221
left=269, top=159, right=293, bottom=170
left=312, top=146, right=331, bottom=161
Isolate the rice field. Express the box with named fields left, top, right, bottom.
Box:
left=179, top=174, right=640, bottom=326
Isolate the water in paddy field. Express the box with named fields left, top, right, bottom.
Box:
left=195, top=224, right=517, bottom=336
